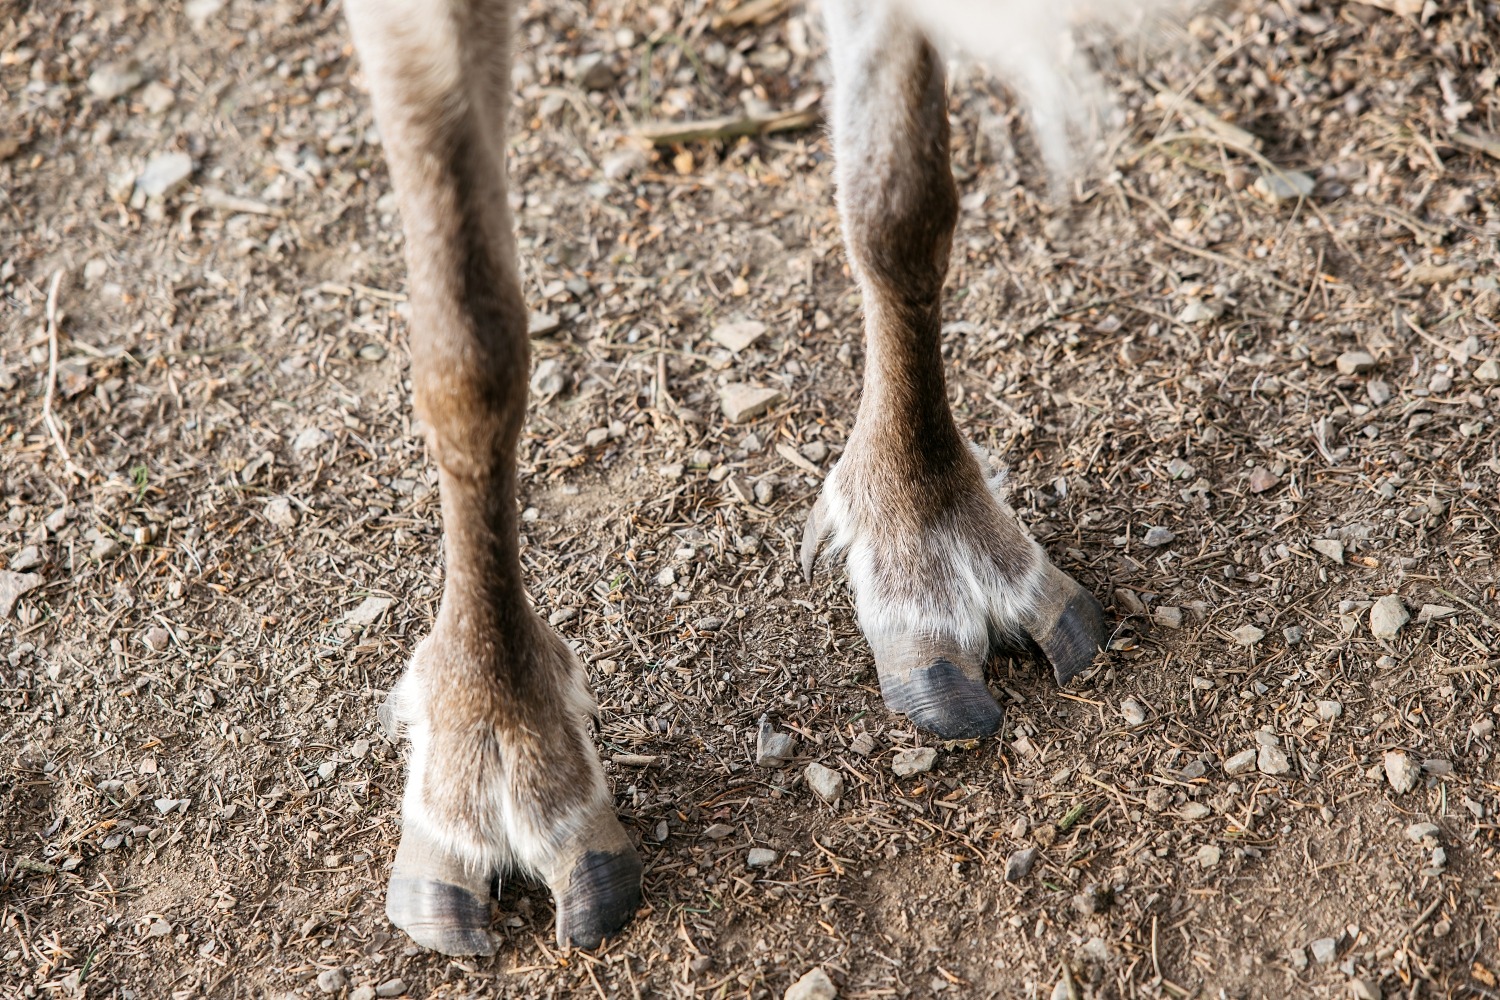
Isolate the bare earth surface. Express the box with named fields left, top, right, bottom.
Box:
left=3, top=0, right=1499, bottom=997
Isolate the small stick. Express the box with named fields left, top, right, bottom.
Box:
left=635, top=106, right=820, bottom=146
left=41, top=270, right=83, bottom=482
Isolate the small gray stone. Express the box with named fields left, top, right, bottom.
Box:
left=1153, top=606, right=1183, bottom=629
left=1004, top=846, right=1039, bottom=881
left=316, top=968, right=347, bottom=994
left=891, top=746, right=937, bottom=777
left=710, top=320, right=768, bottom=353
left=1404, top=822, right=1439, bottom=842
left=1283, top=625, right=1305, bottom=645
left=1336, top=350, right=1377, bottom=375
left=1475, top=359, right=1500, bottom=383
left=1231, top=624, right=1265, bottom=647
left=573, top=52, right=616, bottom=90
left=91, top=536, right=122, bottom=561
left=136, top=152, right=194, bottom=198
left=746, top=847, right=778, bottom=868
left=800, top=441, right=829, bottom=464
left=9, top=546, right=43, bottom=572
left=1384, top=750, right=1420, bottom=795
left=756, top=715, right=795, bottom=767
left=88, top=60, right=144, bottom=100
left=342, top=596, right=393, bottom=627
left=374, top=979, right=407, bottom=998
left=139, top=80, right=175, bottom=113
left=143, top=626, right=171, bottom=652
left=1312, top=538, right=1345, bottom=564
left=719, top=384, right=784, bottom=423
left=1370, top=595, right=1409, bottom=639
left=1258, top=746, right=1291, bottom=776
left=1253, top=169, right=1315, bottom=202
left=1289, top=946, right=1308, bottom=970
left=1196, top=844, right=1222, bottom=867
left=1120, top=698, right=1147, bottom=726
left=529, top=357, right=565, bottom=395
left=703, top=823, right=733, bottom=839
left=351, top=987, right=376, bottom=1000
left=292, top=426, right=330, bottom=453
left=804, top=762, right=844, bottom=805
left=1142, top=525, right=1176, bottom=547
left=1350, top=978, right=1382, bottom=1000
left=1248, top=467, right=1280, bottom=493
left=1224, top=749, right=1257, bottom=776
left=784, top=967, right=837, bottom=1000
left=1417, top=604, right=1457, bottom=622
left=1179, top=802, right=1210, bottom=821
left=1310, top=937, right=1338, bottom=964
left=264, top=496, right=297, bottom=528
left=848, top=732, right=876, bottom=756
left=1316, top=700, right=1342, bottom=720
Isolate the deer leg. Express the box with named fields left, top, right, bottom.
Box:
left=804, top=0, right=1107, bottom=739
left=345, top=0, right=640, bottom=954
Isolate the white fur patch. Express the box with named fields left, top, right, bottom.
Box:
left=815, top=453, right=1047, bottom=661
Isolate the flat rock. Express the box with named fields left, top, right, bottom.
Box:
left=1253, top=169, right=1315, bottom=202
left=292, top=426, right=331, bottom=453
left=1475, top=359, right=1500, bottom=383
left=756, top=715, right=795, bottom=767
left=1142, top=526, right=1176, bottom=547
left=342, top=595, right=393, bottom=626
left=1312, top=538, right=1345, bottom=564
left=1004, top=846, right=1039, bottom=881
left=1405, top=822, right=1440, bottom=842
left=710, top=320, right=768, bottom=353
left=1316, top=700, right=1343, bottom=720
left=137, top=151, right=194, bottom=198
left=1248, top=467, right=1280, bottom=493
left=1336, top=350, right=1377, bottom=375
left=746, top=847, right=778, bottom=868
left=1350, top=978, right=1382, bottom=1000
left=527, top=311, right=561, bottom=337
left=804, top=762, right=843, bottom=804
left=785, top=968, right=837, bottom=1000
left=1224, top=748, right=1257, bottom=775
left=1196, top=844, right=1222, bottom=867
left=702, top=823, right=734, bottom=839
left=264, top=497, right=297, bottom=528
left=1417, top=604, right=1456, bottom=622
left=1231, top=624, right=1265, bottom=647
left=720, top=384, right=783, bottom=423
left=374, top=980, right=407, bottom=999
left=1120, top=698, right=1147, bottom=726
left=316, top=969, right=346, bottom=994
left=1309, top=937, right=1338, bottom=964
left=1369, top=595, right=1409, bottom=639
left=891, top=746, right=937, bottom=777
left=88, top=60, right=144, bottom=100
left=1153, top=606, right=1183, bottom=629
left=9, top=546, right=43, bottom=572
left=143, top=626, right=171, bottom=652
left=1258, top=746, right=1292, bottom=776
left=0, top=571, right=43, bottom=617
left=1384, top=750, right=1420, bottom=795
left=1179, top=802, right=1210, bottom=821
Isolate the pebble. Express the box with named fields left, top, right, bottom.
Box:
left=1384, top=751, right=1420, bottom=795
left=264, top=496, right=297, bottom=528
left=316, top=969, right=347, bottom=994
left=1350, top=979, right=1381, bottom=1000
left=91, top=536, right=122, bottom=561
left=755, top=715, right=795, bottom=767
left=0, top=570, right=39, bottom=616
left=1284, top=625, right=1305, bottom=645
left=1312, top=538, right=1345, bottom=564
left=1417, top=604, right=1456, bottom=622
left=1142, top=526, right=1176, bottom=547
left=1369, top=595, right=1409, bottom=639
left=136, top=152, right=194, bottom=198
left=1258, top=745, right=1292, bottom=776
left=292, top=427, right=330, bottom=453
left=342, top=596, right=393, bottom=627
left=746, top=848, right=778, bottom=868
left=800, top=441, right=829, bottom=464
left=9, top=546, right=42, bottom=572
left=140, top=80, right=175, bottom=113
left=1196, top=844, right=1221, bottom=867
left=1253, top=169, right=1315, bottom=202
left=1404, top=822, right=1439, bottom=843
left=785, top=968, right=837, bottom=1000
left=1153, top=606, right=1183, bottom=629
left=1179, top=803, right=1210, bottom=821
left=1231, top=624, right=1265, bottom=647
left=848, top=732, right=876, bottom=756
left=1224, top=749, right=1256, bottom=776
left=804, top=762, right=843, bottom=804
left=719, top=384, right=784, bottom=423
left=1310, top=937, right=1338, bottom=964
left=1335, top=350, right=1377, bottom=375
left=1004, top=846, right=1039, bottom=881
left=1248, top=467, right=1280, bottom=493
left=1317, top=700, right=1343, bottom=720
left=710, top=320, right=768, bottom=353
left=1120, top=698, right=1147, bottom=726
left=88, top=60, right=144, bottom=100
left=351, top=988, right=376, bottom=1000
left=143, top=626, right=171, bottom=652
left=1474, top=359, right=1500, bottom=383
left=891, top=747, right=937, bottom=777
left=1367, top=379, right=1392, bottom=406
left=1177, top=299, right=1222, bottom=324
left=374, top=979, right=407, bottom=998
left=601, top=147, right=648, bottom=181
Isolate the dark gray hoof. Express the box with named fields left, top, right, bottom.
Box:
left=554, top=847, right=643, bottom=949
left=1020, top=566, right=1107, bottom=686
left=881, top=658, right=1004, bottom=740
left=386, top=876, right=495, bottom=956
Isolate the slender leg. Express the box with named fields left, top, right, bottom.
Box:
left=344, top=0, right=640, bottom=954
left=804, top=0, right=1107, bottom=739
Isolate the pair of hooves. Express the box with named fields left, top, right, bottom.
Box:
left=880, top=563, right=1108, bottom=740
left=386, top=832, right=643, bottom=955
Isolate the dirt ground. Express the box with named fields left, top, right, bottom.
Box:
left=3, top=0, right=1498, bottom=997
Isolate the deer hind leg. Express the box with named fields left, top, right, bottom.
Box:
left=803, top=0, right=1107, bottom=739
left=344, top=0, right=640, bottom=954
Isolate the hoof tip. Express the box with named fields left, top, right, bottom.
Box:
left=555, top=848, right=643, bottom=949
left=387, top=877, right=495, bottom=956
left=883, top=658, right=1004, bottom=740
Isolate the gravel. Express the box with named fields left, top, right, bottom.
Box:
left=1141, top=526, right=1176, bottom=547
left=1335, top=350, right=1377, bottom=375
left=1230, top=624, right=1265, bottom=646
left=1384, top=751, right=1421, bottom=795
left=1224, top=749, right=1256, bottom=776
left=1120, top=698, right=1147, bottom=726
left=784, top=967, right=837, bottom=1000
left=804, top=762, right=843, bottom=805
left=756, top=715, right=796, bottom=767
left=746, top=848, right=778, bottom=869
left=1004, top=847, right=1039, bottom=881
left=890, top=747, right=937, bottom=777
left=1369, top=595, right=1410, bottom=639
left=719, top=384, right=785, bottom=423
left=1257, top=746, right=1291, bottom=776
